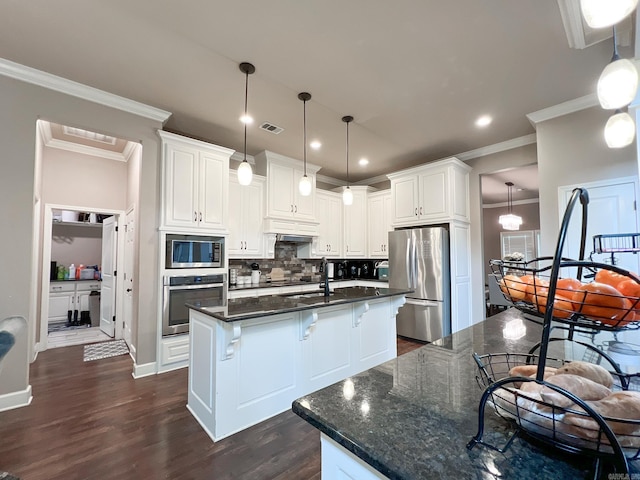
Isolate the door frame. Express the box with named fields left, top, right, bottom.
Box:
left=38, top=203, right=125, bottom=352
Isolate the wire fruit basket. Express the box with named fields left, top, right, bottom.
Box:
left=468, top=188, right=640, bottom=477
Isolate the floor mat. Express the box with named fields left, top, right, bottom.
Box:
left=83, top=339, right=129, bottom=362
left=0, top=473, right=20, bottom=480
left=48, top=323, right=92, bottom=334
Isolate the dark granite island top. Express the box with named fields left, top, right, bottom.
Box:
left=187, top=286, right=412, bottom=322
left=292, top=308, right=635, bottom=479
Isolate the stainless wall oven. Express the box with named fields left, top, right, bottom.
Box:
left=162, top=273, right=227, bottom=336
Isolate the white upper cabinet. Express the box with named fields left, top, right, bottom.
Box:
left=315, top=190, right=343, bottom=257
left=368, top=190, right=393, bottom=258
left=388, top=157, right=470, bottom=226
left=159, top=131, right=233, bottom=233
left=228, top=175, right=265, bottom=258
left=256, top=151, right=321, bottom=236
left=343, top=186, right=370, bottom=258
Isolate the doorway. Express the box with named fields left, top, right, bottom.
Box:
left=40, top=205, right=125, bottom=350
left=32, top=119, right=141, bottom=355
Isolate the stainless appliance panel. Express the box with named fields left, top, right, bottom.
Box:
left=389, top=226, right=451, bottom=342
left=396, top=299, right=450, bottom=342
left=388, top=229, right=413, bottom=291
left=166, top=234, right=224, bottom=269
left=162, top=274, right=227, bottom=336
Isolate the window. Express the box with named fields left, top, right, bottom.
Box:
left=500, top=230, right=540, bottom=261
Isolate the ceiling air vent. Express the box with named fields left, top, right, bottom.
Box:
left=260, top=122, right=284, bottom=135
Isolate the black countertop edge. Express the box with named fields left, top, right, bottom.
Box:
left=187, top=287, right=411, bottom=323
left=291, top=402, right=402, bottom=480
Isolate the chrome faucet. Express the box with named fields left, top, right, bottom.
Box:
left=320, top=257, right=331, bottom=297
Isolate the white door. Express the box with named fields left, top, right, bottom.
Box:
left=100, top=216, right=117, bottom=337
left=561, top=178, right=639, bottom=277
left=123, top=210, right=134, bottom=349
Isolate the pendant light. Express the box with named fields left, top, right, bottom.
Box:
left=498, top=182, right=522, bottom=231
left=605, top=109, right=636, bottom=148
left=237, top=62, right=255, bottom=186
left=580, top=0, right=638, bottom=29
left=298, top=92, right=312, bottom=196
left=597, top=26, right=639, bottom=110
left=342, top=115, right=354, bottom=206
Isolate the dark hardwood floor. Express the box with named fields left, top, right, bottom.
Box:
left=0, top=336, right=424, bottom=480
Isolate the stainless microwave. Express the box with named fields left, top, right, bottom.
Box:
left=166, top=234, right=224, bottom=269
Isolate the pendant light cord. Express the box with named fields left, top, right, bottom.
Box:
left=612, top=25, right=620, bottom=62
left=303, top=99, right=307, bottom=176
left=243, top=70, right=249, bottom=162
left=346, top=120, right=350, bottom=187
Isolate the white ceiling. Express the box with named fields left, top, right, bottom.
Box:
left=0, top=1, right=625, bottom=196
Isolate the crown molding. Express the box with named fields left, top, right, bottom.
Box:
left=317, top=174, right=346, bottom=187
left=526, top=94, right=598, bottom=126
left=0, top=58, right=171, bottom=123
left=456, top=134, right=537, bottom=162
left=230, top=151, right=256, bottom=165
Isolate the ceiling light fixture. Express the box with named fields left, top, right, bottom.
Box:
left=580, top=0, right=638, bottom=28
left=498, top=182, right=522, bottom=231
left=605, top=109, right=636, bottom=148
left=298, top=92, right=312, bottom=197
left=342, top=115, right=354, bottom=206
left=310, top=140, right=321, bottom=150
left=359, top=158, right=369, bottom=166
left=597, top=26, right=639, bottom=110
left=237, top=62, right=255, bottom=186
left=475, top=115, right=492, bottom=127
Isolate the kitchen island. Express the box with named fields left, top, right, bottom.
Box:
left=186, top=286, right=410, bottom=441
left=292, top=308, right=632, bottom=479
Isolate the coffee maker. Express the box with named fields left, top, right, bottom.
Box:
left=334, top=261, right=346, bottom=279
left=360, top=261, right=373, bottom=279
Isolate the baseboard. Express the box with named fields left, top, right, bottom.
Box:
left=131, top=361, right=157, bottom=379
left=0, top=385, right=33, bottom=412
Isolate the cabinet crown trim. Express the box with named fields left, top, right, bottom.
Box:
left=386, top=156, right=470, bottom=180
left=158, top=130, right=235, bottom=156
left=255, top=150, right=321, bottom=173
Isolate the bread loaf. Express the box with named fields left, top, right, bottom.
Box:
left=508, top=365, right=557, bottom=388
left=564, top=391, right=640, bottom=438
left=540, top=374, right=611, bottom=408
left=554, top=360, right=614, bottom=388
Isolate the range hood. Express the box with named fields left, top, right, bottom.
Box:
left=275, top=234, right=313, bottom=243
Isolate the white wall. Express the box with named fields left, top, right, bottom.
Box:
left=537, top=106, right=638, bottom=256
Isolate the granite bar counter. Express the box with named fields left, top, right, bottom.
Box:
left=186, top=286, right=410, bottom=441
left=292, top=308, right=638, bottom=479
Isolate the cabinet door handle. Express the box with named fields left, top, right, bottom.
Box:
left=294, top=205, right=298, bottom=213
left=419, top=206, right=423, bottom=215
left=199, top=212, right=203, bottom=222
left=243, top=241, right=247, bottom=250
left=415, top=207, right=418, bottom=216
left=194, top=211, right=198, bottom=221
left=126, top=288, right=132, bottom=293
left=291, top=204, right=294, bottom=212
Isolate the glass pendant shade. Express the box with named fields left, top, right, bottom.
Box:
left=499, top=213, right=523, bottom=231
left=237, top=160, right=253, bottom=185
left=299, top=174, right=312, bottom=196
left=342, top=186, right=353, bottom=206
left=597, top=58, right=639, bottom=109
left=580, top=0, right=638, bottom=28
left=604, top=111, right=636, bottom=148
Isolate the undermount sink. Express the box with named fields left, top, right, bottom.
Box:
left=280, top=291, right=333, bottom=299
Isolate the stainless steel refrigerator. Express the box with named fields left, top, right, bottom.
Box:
left=389, top=226, right=450, bottom=342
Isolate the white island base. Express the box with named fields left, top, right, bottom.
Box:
left=187, top=295, right=406, bottom=441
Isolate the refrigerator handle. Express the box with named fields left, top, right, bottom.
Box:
left=410, top=238, right=417, bottom=290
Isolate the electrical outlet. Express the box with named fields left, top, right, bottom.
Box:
left=311, top=266, right=316, bottom=273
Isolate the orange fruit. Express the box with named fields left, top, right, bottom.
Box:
left=572, top=282, right=630, bottom=326
left=595, top=269, right=631, bottom=290
left=616, top=279, right=640, bottom=312
left=499, top=274, right=528, bottom=301
left=555, top=277, right=583, bottom=298
left=535, top=294, right=575, bottom=319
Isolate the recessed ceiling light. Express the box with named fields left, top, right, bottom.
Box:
left=359, top=158, right=369, bottom=166
left=310, top=140, right=321, bottom=150
left=240, top=114, right=253, bottom=125
left=475, top=115, right=492, bottom=127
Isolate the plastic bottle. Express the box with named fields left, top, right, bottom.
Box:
left=68, top=264, right=76, bottom=280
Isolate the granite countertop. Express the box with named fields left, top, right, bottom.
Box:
left=187, top=286, right=411, bottom=322
left=292, top=308, right=636, bottom=479
left=228, top=277, right=387, bottom=291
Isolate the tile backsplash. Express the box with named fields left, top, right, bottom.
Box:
left=229, top=242, right=321, bottom=282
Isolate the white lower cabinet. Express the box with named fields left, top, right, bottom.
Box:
left=159, top=334, right=190, bottom=373
left=48, top=281, right=101, bottom=325
left=321, top=434, right=389, bottom=480
left=187, top=294, right=405, bottom=441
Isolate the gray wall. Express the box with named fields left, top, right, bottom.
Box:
left=0, top=74, right=163, bottom=398
left=537, top=106, right=638, bottom=256
left=482, top=200, right=540, bottom=280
